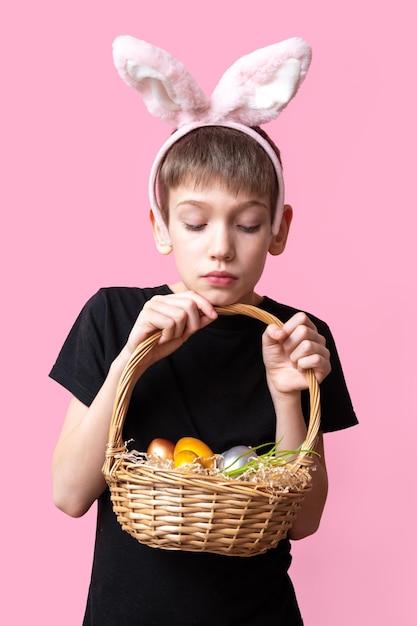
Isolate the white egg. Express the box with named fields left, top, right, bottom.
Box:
left=217, top=445, right=258, bottom=473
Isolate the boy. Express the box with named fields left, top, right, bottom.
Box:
left=49, top=37, right=359, bottom=626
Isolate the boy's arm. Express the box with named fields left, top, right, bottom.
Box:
left=270, top=390, right=328, bottom=540
left=51, top=345, right=144, bottom=517
left=287, top=432, right=328, bottom=540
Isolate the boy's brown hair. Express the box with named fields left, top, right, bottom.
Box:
left=156, top=125, right=283, bottom=228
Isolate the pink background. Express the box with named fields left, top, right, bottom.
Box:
left=2, top=1, right=415, bottom=624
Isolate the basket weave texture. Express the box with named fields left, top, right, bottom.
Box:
left=102, top=303, right=321, bottom=557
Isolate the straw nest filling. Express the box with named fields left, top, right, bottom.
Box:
left=111, top=442, right=317, bottom=498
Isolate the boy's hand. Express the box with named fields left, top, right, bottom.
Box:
left=125, top=290, right=218, bottom=367
left=261, top=312, right=331, bottom=395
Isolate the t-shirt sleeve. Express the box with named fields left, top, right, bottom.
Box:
left=302, top=321, right=359, bottom=433
left=48, top=288, right=107, bottom=407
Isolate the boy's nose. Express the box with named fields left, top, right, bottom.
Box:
left=208, top=225, right=235, bottom=260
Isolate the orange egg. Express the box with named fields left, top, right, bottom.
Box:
left=173, top=450, right=200, bottom=468
left=174, top=437, right=215, bottom=469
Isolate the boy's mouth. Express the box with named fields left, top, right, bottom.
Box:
left=203, top=274, right=237, bottom=286
left=203, top=271, right=237, bottom=278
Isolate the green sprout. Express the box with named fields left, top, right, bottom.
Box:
left=220, top=439, right=320, bottom=478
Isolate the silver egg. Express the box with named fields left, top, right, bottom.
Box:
left=217, top=445, right=258, bottom=472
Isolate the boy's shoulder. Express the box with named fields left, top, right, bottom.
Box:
left=81, top=284, right=169, bottom=318
left=94, top=284, right=169, bottom=302
left=99, top=284, right=168, bottom=295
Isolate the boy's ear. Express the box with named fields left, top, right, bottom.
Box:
left=149, top=209, right=173, bottom=254
left=269, top=205, right=293, bottom=255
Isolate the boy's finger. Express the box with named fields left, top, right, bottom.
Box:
left=281, top=312, right=317, bottom=336
left=267, top=324, right=285, bottom=339
left=186, top=291, right=218, bottom=319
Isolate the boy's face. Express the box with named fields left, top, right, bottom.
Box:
left=151, top=180, right=292, bottom=306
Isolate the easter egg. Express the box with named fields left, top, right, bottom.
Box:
left=173, top=450, right=200, bottom=468
left=217, top=445, right=258, bottom=473
left=146, top=438, right=175, bottom=461
left=174, top=437, right=215, bottom=469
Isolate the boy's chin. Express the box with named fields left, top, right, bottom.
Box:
left=199, top=287, right=253, bottom=307
left=181, top=279, right=257, bottom=306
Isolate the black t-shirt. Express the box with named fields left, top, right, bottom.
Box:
left=49, top=284, right=359, bottom=626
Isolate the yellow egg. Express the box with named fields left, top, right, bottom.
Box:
left=174, top=437, right=215, bottom=469
left=173, top=450, right=199, bottom=468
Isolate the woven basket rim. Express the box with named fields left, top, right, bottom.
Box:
left=111, top=450, right=316, bottom=486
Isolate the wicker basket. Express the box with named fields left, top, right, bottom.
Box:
left=102, top=302, right=321, bottom=557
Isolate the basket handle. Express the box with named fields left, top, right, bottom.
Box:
left=102, top=302, right=321, bottom=478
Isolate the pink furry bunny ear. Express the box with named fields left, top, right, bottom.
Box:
left=112, top=35, right=210, bottom=126
left=112, top=35, right=311, bottom=127
left=208, top=37, right=312, bottom=125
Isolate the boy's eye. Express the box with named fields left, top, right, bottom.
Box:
left=184, top=224, right=205, bottom=231
left=184, top=224, right=261, bottom=233
left=240, top=225, right=261, bottom=233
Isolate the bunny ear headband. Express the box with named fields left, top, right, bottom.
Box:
left=112, top=35, right=312, bottom=246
